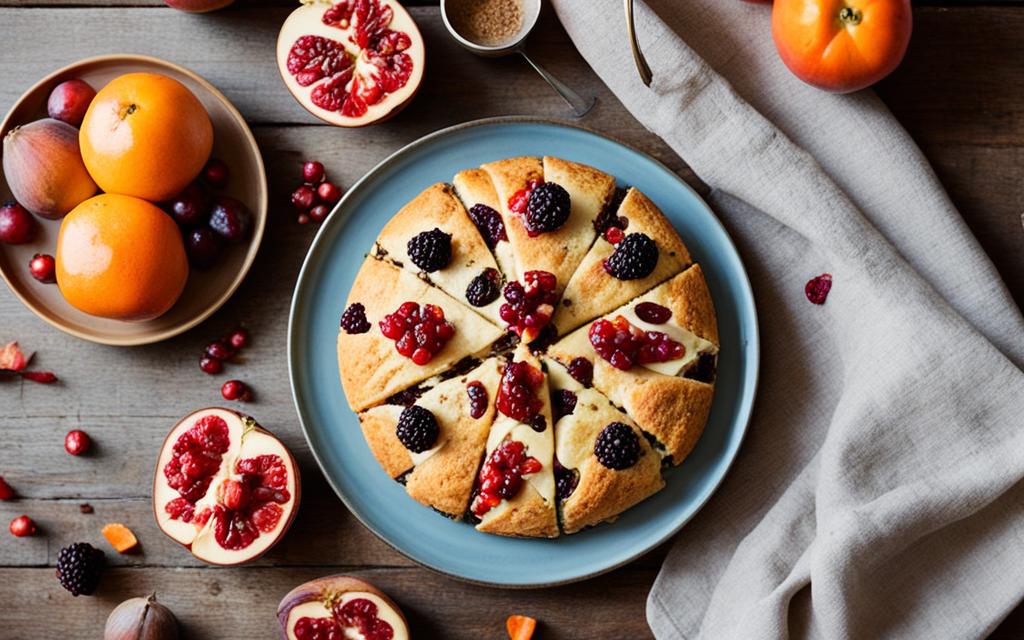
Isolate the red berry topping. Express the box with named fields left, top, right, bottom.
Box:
left=227, top=327, right=249, bottom=351
left=317, top=181, right=342, bottom=204
left=221, top=380, right=251, bottom=401
left=507, top=179, right=541, bottom=216
left=378, top=302, right=455, bottom=365
left=471, top=440, right=541, bottom=517
left=9, top=515, right=36, bottom=537
left=0, top=476, right=14, bottom=500
left=206, top=340, right=235, bottom=361
left=588, top=315, right=685, bottom=371
left=805, top=273, right=833, bottom=304
left=0, top=201, right=35, bottom=244
left=467, top=204, right=507, bottom=249
left=29, top=253, right=56, bottom=284
left=496, top=360, right=544, bottom=422
left=309, top=204, right=330, bottom=223
left=635, top=301, right=672, bottom=324
left=203, top=158, right=230, bottom=189
left=567, top=357, right=593, bottom=387
left=291, top=185, right=317, bottom=211
left=199, top=355, right=223, bottom=375
left=302, top=161, right=325, bottom=184
left=552, top=389, right=577, bottom=421
left=64, top=429, right=91, bottom=456
left=604, top=226, right=624, bottom=245
left=498, top=270, right=558, bottom=343
left=466, top=380, right=489, bottom=419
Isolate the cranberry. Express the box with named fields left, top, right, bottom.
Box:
left=499, top=271, right=558, bottom=342
left=227, top=327, right=249, bottom=351
left=64, top=429, right=91, bottom=456
left=186, top=228, right=224, bottom=269
left=496, top=360, right=544, bottom=422
left=199, top=355, right=223, bottom=375
left=221, top=380, right=251, bottom=401
left=9, top=515, right=36, bottom=537
left=302, top=161, right=325, bottom=184
left=466, top=381, right=489, bottom=419
left=635, top=301, right=672, bottom=324
left=379, top=302, right=455, bottom=365
left=317, top=181, right=342, bottom=204
left=291, top=184, right=317, bottom=211
left=507, top=179, right=541, bottom=215
left=471, top=440, right=542, bottom=516
left=29, top=254, right=56, bottom=284
left=0, top=201, right=35, bottom=244
left=203, top=158, right=230, bottom=189
left=168, top=181, right=211, bottom=228
left=297, top=213, right=311, bottom=225
left=206, top=340, right=235, bottom=361
left=309, top=204, right=330, bottom=223
left=209, top=196, right=252, bottom=244
left=567, top=357, right=593, bottom=387
left=0, top=476, right=13, bottom=500
left=805, top=273, right=833, bottom=304
left=46, top=79, right=95, bottom=127
left=604, top=226, right=625, bottom=244
left=589, top=316, right=685, bottom=371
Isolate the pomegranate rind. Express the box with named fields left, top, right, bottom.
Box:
left=275, top=0, right=426, bottom=128
left=277, top=575, right=409, bottom=640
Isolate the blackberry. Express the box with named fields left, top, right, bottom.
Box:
left=55, top=542, right=105, bottom=596
left=603, top=232, right=658, bottom=280
left=555, top=460, right=579, bottom=501
left=396, top=405, right=439, bottom=453
left=594, top=422, right=641, bottom=470
left=552, top=389, right=577, bottom=421
left=465, top=268, right=500, bottom=307
left=468, top=204, right=507, bottom=249
left=525, top=182, right=571, bottom=234
left=407, top=228, right=452, bottom=272
left=340, top=302, right=371, bottom=334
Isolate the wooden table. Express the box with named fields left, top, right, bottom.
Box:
left=0, top=1, right=1020, bottom=637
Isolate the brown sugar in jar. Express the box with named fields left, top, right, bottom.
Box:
left=447, top=0, right=525, bottom=47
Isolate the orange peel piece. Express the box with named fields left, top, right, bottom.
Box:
left=507, top=614, right=537, bottom=640
left=101, top=523, right=139, bottom=553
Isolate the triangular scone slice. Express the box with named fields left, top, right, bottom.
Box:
left=357, top=358, right=503, bottom=518
left=546, top=359, right=665, bottom=534
left=554, top=188, right=692, bottom=335
left=474, top=345, right=559, bottom=538
left=452, top=169, right=517, bottom=284
left=547, top=265, right=718, bottom=466
left=373, top=183, right=504, bottom=326
left=480, top=156, right=615, bottom=295
left=338, top=257, right=504, bottom=412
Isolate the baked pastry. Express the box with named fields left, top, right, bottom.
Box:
left=336, top=156, right=718, bottom=537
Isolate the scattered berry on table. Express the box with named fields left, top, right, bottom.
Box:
left=317, top=181, right=342, bottom=204
left=221, top=380, right=251, bottom=402
left=340, top=302, right=371, bottom=334
left=525, top=181, right=571, bottom=235
left=805, top=273, right=833, bottom=304
left=55, top=542, right=105, bottom=596
left=297, top=213, right=310, bottom=225
left=205, top=340, right=235, bottom=361
left=594, top=422, right=641, bottom=470
left=309, top=204, right=330, bottom=223
left=227, top=327, right=249, bottom=351
left=302, top=161, right=325, bottom=184
left=467, top=203, right=507, bottom=248
left=406, top=228, right=452, bottom=272
left=0, top=476, right=13, bottom=500
left=465, top=268, right=501, bottom=307
left=64, top=429, right=91, bottom=456
left=603, top=232, right=658, bottom=280
left=9, top=515, right=35, bottom=537
left=395, top=405, right=439, bottom=453
left=28, top=253, right=56, bottom=284
left=199, top=355, right=223, bottom=375
left=291, top=185, right=317, bottom=211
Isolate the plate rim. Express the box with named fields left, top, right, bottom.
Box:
left=0, top=53, right=268, bottom=346
left=287, top=115, right=761, bottom=588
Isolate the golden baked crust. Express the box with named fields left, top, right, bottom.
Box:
left=554, top=188, right=692, bottom=335
left=359, top=405, right=411, bottom=479
left=338, top=257, right=504, bottom=412
left=475, top=483, right=559, bottom=538
left=373, top=182, right=504, bottom=326
left=452, top=168, right=518, bottom=284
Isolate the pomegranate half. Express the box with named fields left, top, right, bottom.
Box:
left=153, top=408, right=300, bottom=565
left=276, top=0, right=425, bottom=127
left=277, top=575, right=410, bottom=640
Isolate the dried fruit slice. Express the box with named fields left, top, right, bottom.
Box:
left=338, top=257, right=504, bottom=411
left=278, top=575, right=409, bottom=640
left=452, top=168, right=517, bottom=284
left=101, top=523, right=139, bottom=553
left=548, top=265, right=718, bottom=466
left=276, top=0, right=425, bottom=127
left=359, top=358, right=503, bottom=517
left=153, top=408, right=300, bottom=565
left=373, top=183, right=505, bottom=326
left=554, top=187, right=692, bottom=334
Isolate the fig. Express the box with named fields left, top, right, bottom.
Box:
left=163, top=0, right=234, bottom=12
left=104, top=594, right=179, bottom=640
left=47, top=79, right=97, bottom=127
left=277, top=575, right=410, bottom=640
left=2, top=118, right=98, bottom=219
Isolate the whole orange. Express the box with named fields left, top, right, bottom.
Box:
left=56, top=193, right=189, bottom=321
left=79, top=72, right=213, bottom=202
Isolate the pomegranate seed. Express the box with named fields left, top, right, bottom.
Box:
left=221, top=380, right=251, bottom=401
left=317, top=181, right=342, bottom=204
left=206, top=340, right=234, bottom=360
left=199, top=355, right=223, bottom=375
left=28, top=254, right=56, bottom=284
left=203, top=158, right=230, bottom=188
left=309, top=204, right=330, bottom=223
left=302, top=161, right=325, bottom=184
left=0, top=476, right=14, bottom=500
left=21, top=371, right=57, bottom=384
left=291, top=185, right=317, bottom=211
left=227, top=327, right=249, bottom=351
left=604, top=227, right=625, bottom=244
left=64, top=429, right=91, bottom=456
left=805, top=273, right=833, bottom=304
left=9, top=515, right=36, bottom=537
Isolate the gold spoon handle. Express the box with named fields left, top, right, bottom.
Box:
left=625, top=0, right=653, bottom=86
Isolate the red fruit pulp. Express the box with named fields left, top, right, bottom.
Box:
left=64, top=429, right=91, bottom=456
left=589, top=316, right=685, bottom=371
left=164, top=415, right=232, bottom=521
left=294, top=617, right=342, bottom=640
left=805, top=273, right=833, bottom=304
left=379, top=302, right=455, bottom=365
left=471, top=440, right=542, bottom=517
left=335, top=598, right=394, bottom=640
left=211, top=454, right=290, bottom=550
left=495, top=361, right=544, bottom=422
left=46, top=79, right=96, bottom=127
left=0, top=201, right=35, bottom=245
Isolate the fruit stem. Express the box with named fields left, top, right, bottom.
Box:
left=839, top=6, right=862, bottom=26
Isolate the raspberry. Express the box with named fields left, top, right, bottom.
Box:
left=805, top=273, right=833, bottom=304
left=594, top=422, right=641, bottom=470
left=525, top=182, right=570, bottom=235
left=589, top=315, right=684, bottom=371
left=340, top=302, right=371, bottom=334
left=603, top=233, right=658, bottom=280
left=508, top=179, right=541, bottom=216
left=396, top=405, right=439, bottom=453
left=465, top=268, right=500, bottom=307
left=468, top=204, right=507, bottom=249
left=55, top=542, right=105, bottom=596
left=406, top=228, right=452, bottom=272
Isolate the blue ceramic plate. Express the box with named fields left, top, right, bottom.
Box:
left=288, top=118, right=759, bottom=587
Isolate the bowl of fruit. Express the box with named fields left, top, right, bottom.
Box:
left=0, top=54, right=267, bottom=345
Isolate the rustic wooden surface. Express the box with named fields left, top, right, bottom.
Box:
left=0, top=1, right=1021, bottom=638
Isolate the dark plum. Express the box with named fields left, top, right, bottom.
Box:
left=186, top=228, right=224, bottom=269
left=46, top=79, right=96, bottom=127
left=168, top=182, right=211, bottom=228
left=0, top=201, right=35, bottom=244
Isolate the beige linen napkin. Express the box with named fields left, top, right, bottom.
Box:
left=549, top=0, right=1024, bottom=637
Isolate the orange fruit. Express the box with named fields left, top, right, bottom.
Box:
left=56, top=193, right=188, bottom=321
left=79, top=72, right=213, bottom=202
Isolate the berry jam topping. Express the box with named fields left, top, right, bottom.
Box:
left=529, top=413, right=547, bottom=433
left=805, top=273, right=833, bottom=304
left=554, top=457, right=579, bottom=501
left=395, top=405, right=439, bottom=453
left=468, top=203, right=507, bottom=249
left=163, top=415, right=231, bottom=515
left=471, top=440, right=542, bottom=516
left=212, top=454, right=291, bottom=551
left=594, top=187, right=628, bottom=234
left=465, top=268, right=501, bottom=307
left=567, top=357, right=593, bottom=387
left=552, top=389, right=577, bottom=421
left=603, top=232, right=659, bottom=280
left=594, top=422, right=642, bottom=470
left=499, top=270, right=558, bottom=342
left=406, top=227, right=452, bottom=272
left=604, top=226, right=625, bottom=244
left=340, top=302, right=372, bottom=334
left=634, top=301, right=672, bottom=324
left=589, top=315, right=684, bottom=371
left=496, top=360, right=545, bottom=422
left=466, top=381, right=489, bottom=419
left=685, top=352, right=717, bottom=384
left=379, top=302, right=455, bottom=365
left=335, top=597, right=394, bottom=640
left=524, top=182, right=571, bottom=235
left=507, top=178, right=541, bottom=217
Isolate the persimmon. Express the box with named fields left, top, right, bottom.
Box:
left=772, top=0, right=912, bottom=93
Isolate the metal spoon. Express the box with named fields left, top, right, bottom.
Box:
left=441, top=0, right=596, bottom=117
left=625, top=0, right=652, bottom=86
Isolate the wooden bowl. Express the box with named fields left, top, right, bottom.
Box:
left=0, top=54, right=267, bottom=346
